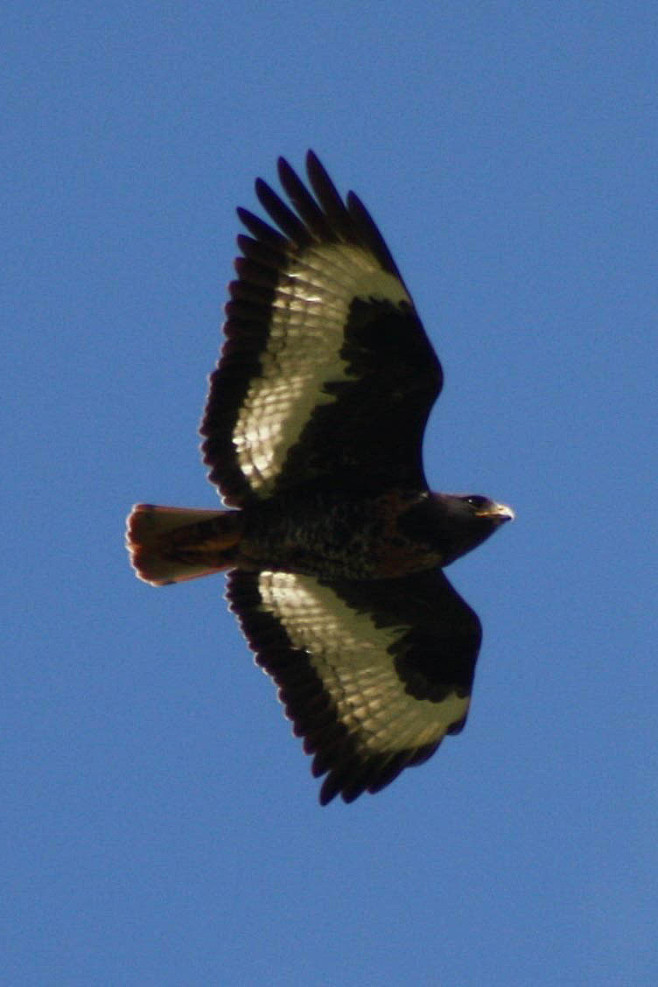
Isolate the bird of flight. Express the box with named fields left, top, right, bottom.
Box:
left=127, top=152, right=514, bottom=805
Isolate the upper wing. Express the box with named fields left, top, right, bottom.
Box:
left=201, top=152, right=443, bottom=507
left=226, top=568, right=481, bottom=804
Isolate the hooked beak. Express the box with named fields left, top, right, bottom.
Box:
left=476, top=502, right=515, bottom=523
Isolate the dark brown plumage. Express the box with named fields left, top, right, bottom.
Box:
left=127, top=152, right=513, bottom=804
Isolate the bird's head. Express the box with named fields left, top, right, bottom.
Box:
left=423, top=493, right=515, bottom=565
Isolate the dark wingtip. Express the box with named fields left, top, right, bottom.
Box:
left=277, top=154, right=293, bottom=177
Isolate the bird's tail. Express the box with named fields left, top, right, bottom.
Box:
left=126, top=504, right=244, bottom=586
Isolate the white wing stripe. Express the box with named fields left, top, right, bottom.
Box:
left=256, top=571, right=469, bottom=755
left=233, top=242, right=410, bottom=496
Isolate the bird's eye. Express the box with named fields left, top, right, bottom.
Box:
left=464, top=495, right=487, bottom=510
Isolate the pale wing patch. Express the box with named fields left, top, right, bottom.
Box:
left=233, top=243, right=410, bottom=497
left=256, top=571, right=469, bottom=756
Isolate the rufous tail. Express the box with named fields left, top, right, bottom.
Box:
left=126, top=504, right=244, bottom=586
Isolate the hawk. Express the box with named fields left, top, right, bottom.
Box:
left=127, top=152, right=514, bottom=805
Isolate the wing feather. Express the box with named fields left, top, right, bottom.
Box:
left=255, top=177, right=313, bottom=247
left=227, top=568, right=481, bottom=804
left=201, top=152, right=442, bottom=506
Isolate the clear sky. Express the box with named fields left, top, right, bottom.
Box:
left=4, top=2, right=657, bottom=984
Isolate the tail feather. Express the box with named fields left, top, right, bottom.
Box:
left=126, top=504, right=243, bottom=586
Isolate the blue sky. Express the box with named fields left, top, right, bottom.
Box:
left=4, top=2, right=657, bottom=983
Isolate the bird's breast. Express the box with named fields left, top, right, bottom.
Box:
left=238, top=489, right=447, bottom=579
